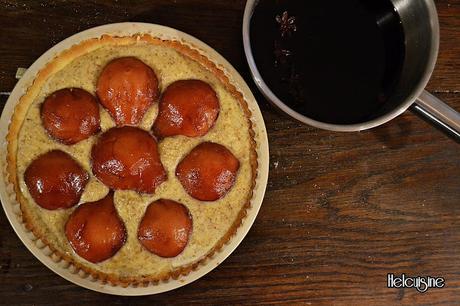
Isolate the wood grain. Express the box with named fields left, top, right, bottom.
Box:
left=0, top=0, right=459, bottom=304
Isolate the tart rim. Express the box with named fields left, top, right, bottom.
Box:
left=6, top=34, right=258, bottom=287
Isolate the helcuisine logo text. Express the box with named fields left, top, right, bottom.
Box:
left=387, top=273, right=445, bottom=293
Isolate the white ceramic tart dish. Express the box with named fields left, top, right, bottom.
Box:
left=0, top=23, right=269, bottom=295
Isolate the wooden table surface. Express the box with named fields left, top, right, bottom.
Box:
left=0, top=0, right=459, bottom=304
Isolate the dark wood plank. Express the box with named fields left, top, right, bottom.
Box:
left=0, top=0, right=459, bottom=305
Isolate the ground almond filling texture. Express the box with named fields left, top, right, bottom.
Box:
left=7, top=36, right=257, bottom=285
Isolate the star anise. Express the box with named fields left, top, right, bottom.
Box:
left=274, top=40, right=292, bottom=67
left=275, top=11, right=297, bottom=38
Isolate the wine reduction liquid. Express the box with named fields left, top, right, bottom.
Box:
left=250, top=0, right=406, bottom=124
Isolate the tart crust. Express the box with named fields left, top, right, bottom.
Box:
left=6, top=34, right=257, bottom=287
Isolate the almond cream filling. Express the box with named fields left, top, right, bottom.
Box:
left=16, top=42, right=253, bottom=277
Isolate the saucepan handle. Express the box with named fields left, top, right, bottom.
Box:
left=412, top=90, right=460, bottom=142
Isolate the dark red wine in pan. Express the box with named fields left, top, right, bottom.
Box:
left=250, top=0, right=406, bottom=124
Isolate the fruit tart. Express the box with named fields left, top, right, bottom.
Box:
left=6, top=34, right=257, bottom=286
